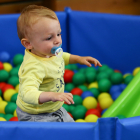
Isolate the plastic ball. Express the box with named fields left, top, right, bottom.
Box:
left=4, top=114, right=14, bottom=121
left=97, top=65, right=109, bottom=73
left=104, top=68, right=114, bottom=77
left=0, top=113, right=5, bottom=118
left=111, top=91, right=122, bottom=101
left=0, top=70, right=9, bottom=82
left=98, top=92, right=111, bottom=102
left=9, top=67, right=19, bottom=77
left=85, top=67, right=96, bottom=73
left=133, top=67, right=140, bottom=76
left=124, top=75, right=133, bottom=85
left=88, top=82, right=98, bottom=89
left=5, top=102, right=17, bottom=114
left=68, top=105, right=75, bottom=113
left=73, top=95, right=83, bottom=106
left=96, top=72, right=109, bottom=81
left=8, top=76, right=19, bottom=87
left=85, top=114, right=98, bottom=122
left=85, top=108, right=101, bottom=117
left=114, top=69, right=121, bottom=73
left=70, top=64, right=79, bottom=70
left=71, top=87, right=83, bottom=96
left=119, top=84, right=126, bottom=91
left=78, top=68, right=86, bottom=73
left=0, top=61, right=4, bottom=70
left=99, top=97, right=113, bottom=110
left=0, top=96, right=3, bottom=101
left=68, top=112, right=73, bottom=118
left=0, top=82, right=6, bottom=89
left=75, top=119, right=86, bottom=122
left=65, top=65, right=73, bottom=70
left=110, top=72, right=123, bottom=85
left=1, top=84, right=14, bottom=93
left=65, top=83, right=75, bottom=92
left=85, top=71, right=96, bottom=83
left=89, top=88, right=100, bottom=98
left=15, top=84, right=19, bottom=92
left=13, top=110, right=17, bottom=117
left=72, top=72, right=86, bottom=86
left=11, top=93, right=18, bottom=103
left=3, top=63, right=12, bottom=72
left=13, top=54, right=23, bottom=66
left=0, top=89, right=2, bottom=96
left=81, top=91, right=94, bottom=100
left=62, top=104, right=70, bottom=112
left=98, top=79, right=112, bottom=92
left=0, top=117, right=6, bottom=121
left=78, top=85, right=88, bottom=92
left=64, top=69, right=74, bottom=83
left=0, top=101, right=8, bottom=114
left=71, top=105, right=87, bottom=120
left=3, top=89, right=17, bottom=101
left=96, top=102, right=102, bottom=113
left=9, top=116, right=18, bottom=121
left=109, top=85, right=121, bottom=96
left=83, top=96, right=97, bottom=109
left=123, top=73, right=131, bottom=78
left=0, top=51, right=10, bottom=63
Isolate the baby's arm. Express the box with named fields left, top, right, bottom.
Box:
left=39, top=92, right=74, bottom=105
left=69, top=54, right=102, bottom=67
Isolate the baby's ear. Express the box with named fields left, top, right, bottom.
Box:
left=21, top=38, right=32, bottom=49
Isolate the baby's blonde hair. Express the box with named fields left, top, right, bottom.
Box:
left=17, top=5, right=58, bottom=40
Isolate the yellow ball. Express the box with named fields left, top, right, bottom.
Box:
left=83, top=96, right=97, bottom=109
left=133, top=67, right=140, bottom=76
left=98, top=92, right=111, bottom=102
left=88, top=82, right=98, bottom=89
left=0, top=101, right=8, bottom=114
left=0, top=96, right=3, bottom=101
left=123, top=73, right=131, bottom=78
left=3, top=63, right=12, bottom=72
left=3, top=89, right=17, bottom=101
left=0, top=117, right=6, bottom=121
left=13, top=110, right=17, bottom=117
left=99, top=97, right=113, bottom=110
left=75, top=119, right=86, bottom=122
left=15, top=84, right=19, bottom=93
left=85, top=114, right=98, bottom=122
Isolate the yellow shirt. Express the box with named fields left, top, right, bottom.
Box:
left=16, top=49, right=70, bottom=114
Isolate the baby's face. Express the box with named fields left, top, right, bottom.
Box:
left=29, top=17, right=62, bottom=57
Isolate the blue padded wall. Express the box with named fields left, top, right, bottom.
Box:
left=0, top=12, right=67, bottom=60
left=67, top=10, right=140, bottom=73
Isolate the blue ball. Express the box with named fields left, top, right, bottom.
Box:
left=111, top=91, right=122, bottom=101
left=64, top=90, right=69, bottom=93
left=119, top=84, right=126, bottom=91
left=109, top=85, right=121, bottom=96
left=0, top=51, right=10, bottom=62
left=81, top=91, right=94, bottom=100
left=73, top=70, right=78, bottom=73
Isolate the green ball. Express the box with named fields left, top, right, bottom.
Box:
left=110, top=72, right=123, bottom=84
left=0, top=89, right=2, bottom=97
left=0, top=113, right=5, bottom=118
left=8, top=76, right=19, bottom=87
left=116, top=115, right=126, bottom=119
left=0, top=70, right=9, bottom=82
left=89, top=88, right=100, bottom=98
left=71, top=105, right=87, bottom=120
left=73, top=95, right=83, bottom=106
left=11, top=93, right=18, bottom=103
left=124, top=75, right=134, bottom=85
left=104, top=68, right=114, bottom=77
left=96, top=72, right=109, bottom=81
left=78, top=68, right=86, bottom=73
left=85, top=67, right=96, bottom=73
left=9, top=67, right=18, bottom=77
left=5, top=102, right=17, bottom=114
left=68, top=105, right=75, bottom=113
left=13, top=54, right=23, bottom=66
left=65, top=83, right=75, bottom=92
left=4, top=114, right=14, bottom=121
left=85, top=71, right=96, bottom=83
left=65, top=65, right=73, bottom=70
left=98, top=78, right=112, bottom=92
left=72, top=72, right=86, bottom=86
left=98, top=64, right=109, bottom=73
left=78, top=85, right=88, bottom=92
left=62, top=104, right=70, bottom=112
left=70, top=64, right=79, bottom=70
left=16, top=64, right=21, bottom=70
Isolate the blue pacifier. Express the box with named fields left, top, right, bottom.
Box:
left=51, top=44, right=63, bottom=57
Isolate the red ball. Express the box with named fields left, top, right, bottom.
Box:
left=96, top=102, right=102, bottom=113
left=1, top=84, right=14, bottom=94
left=68, top=112, right=73, bottom=118
left=71, top=87, right=83, bottom=96
left=64, top=69, right=74, bottom=83
left=9, top=117, right=18, bottom=121
left=0, top=61, right=4, bottom=70
left=0, top=82, right=6, bottom=89
left=85, top=108, right=101, bottom=117
left=114, top=69, right=121, bottom=73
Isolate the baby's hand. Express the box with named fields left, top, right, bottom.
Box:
left=51, top=92, right=74, bottom=105
left=78, top=56, right=102, bottom=67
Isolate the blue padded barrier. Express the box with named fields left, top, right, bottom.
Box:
left=67, top=9, right=140, bottom=73
left=0, top=12, right=67, bottom=60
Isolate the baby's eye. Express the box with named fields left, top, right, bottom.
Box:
left=46, top=36, right=52, bottom=40
left=57, top=33, right=62, bottom=36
